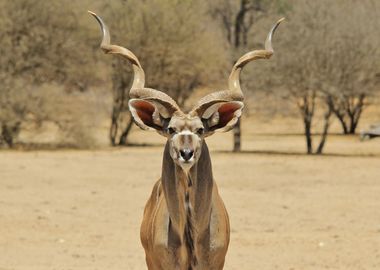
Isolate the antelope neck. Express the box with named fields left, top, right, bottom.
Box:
left=161, top=141, right=214, bottom=239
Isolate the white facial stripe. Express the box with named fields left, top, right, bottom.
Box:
left=179, top=156, right=194, bottom=162
left=178, top=130, right=194, bottom=135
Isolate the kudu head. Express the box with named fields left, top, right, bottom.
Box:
left=89, top=11, right=283, bottom=172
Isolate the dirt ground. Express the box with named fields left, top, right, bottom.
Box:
left=1, top=116, right=380, bottom=269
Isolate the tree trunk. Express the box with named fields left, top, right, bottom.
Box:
left=334, top=112, right=349, bottom=134
left=1, top=123, right=20, bottom=148
left=348, top=115, right=361, bottom=134
left=231, top=0, right=245, bottom=152
left=348, top=103, right=363, bottom=134
left=348, top=114, right=357, bottom=134
left=1, top=124, right=14, bottom=148
left=110, top=62, right=128, bottom=146
left=303, top=118, right=313, bottom=154
left=109, top=107, right=119, bottom=146
left=233, top=118, right=241, bottom=152
left=316, top=107, right=332, bottom=154
left=327, top=96, right=348, bottom=135
left=300, top=94, right=315, bottom=155
left=234, top=0, right=246, bottom=48
left=119, top=115, right=134, bottom=146
left=346, top=94, right=365, bottom=134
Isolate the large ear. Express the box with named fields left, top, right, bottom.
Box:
left=129, top=99, right=172, bottom=132
left=201, top=101, right=244, bottom=133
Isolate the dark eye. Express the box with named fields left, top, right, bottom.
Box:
left=196, top=128, right=204, bottom=135
left=167, top=127, right=176, bottom=135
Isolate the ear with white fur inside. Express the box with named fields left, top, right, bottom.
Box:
left=201, top=101, right=244, bottom=133
left=128, top=99, right=171, bottom=131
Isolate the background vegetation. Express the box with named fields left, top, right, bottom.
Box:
left=0, top=0, right=379, bottom=154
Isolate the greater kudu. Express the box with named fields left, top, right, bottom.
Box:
left=89, top=11, right=283, bottom=270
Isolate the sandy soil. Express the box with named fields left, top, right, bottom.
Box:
left=1, top=127, right=380, bottom=269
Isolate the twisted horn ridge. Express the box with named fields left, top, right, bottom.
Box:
left=89, top=11, right=180, bottom=114
left=88, top=11, right=145, bottom=91
left=228, top=17, right=285, bottom=97
left=191, top=18, right=284, bottom=116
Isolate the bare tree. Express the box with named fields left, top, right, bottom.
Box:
left=274, top=0, right=379, bottom=154
left=321, top=0, right=380, bottom=135
left=273, top=1, right=333, bottom=154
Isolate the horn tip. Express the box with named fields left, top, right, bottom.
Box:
left=88, top=10, right=96, bottom=16
left=277, top=17, right=286, bottom=24
left=265, top=17, right=285, bottom=51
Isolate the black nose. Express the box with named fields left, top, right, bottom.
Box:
left=179, top=149, right=194, bottom=161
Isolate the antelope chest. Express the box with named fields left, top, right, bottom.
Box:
left=140, top=184, right=230, bottom=270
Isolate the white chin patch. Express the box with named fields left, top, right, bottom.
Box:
left=178, top=157, right=195, bottom=172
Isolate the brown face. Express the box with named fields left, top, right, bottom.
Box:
left=165, top=114, right=204, bottom=171
left=129, top=98, right=244, bottom=171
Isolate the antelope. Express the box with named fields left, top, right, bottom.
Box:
left=89, top=11, right=283, bottom=270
